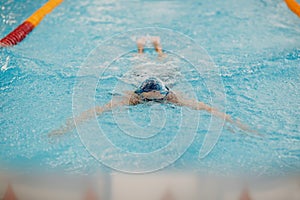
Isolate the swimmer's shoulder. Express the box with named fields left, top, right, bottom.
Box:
left=126, top=91, right=141, bottom=105
left=166, top=91, right=179, bottom=103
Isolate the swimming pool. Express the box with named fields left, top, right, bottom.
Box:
left=0, top=0, right=299, bottom=175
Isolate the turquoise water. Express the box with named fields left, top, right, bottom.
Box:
left=0, top=0, right=299, bottom=175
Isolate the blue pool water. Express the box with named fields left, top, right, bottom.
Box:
left=0, top=0, right=299, bottom=175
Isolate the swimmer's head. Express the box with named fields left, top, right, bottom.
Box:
left=135, top=77, right=169, bottom=95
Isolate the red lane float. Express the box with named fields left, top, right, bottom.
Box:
left=0, top=0, right=64, bottom=47
left=0, top=22, right=35, bottom=47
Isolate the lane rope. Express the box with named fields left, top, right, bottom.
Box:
left=1, top=0, right=298, bottom=47
left=285, top=0, right=300, bottom=17
left=0, top=0, right=64, bottom=47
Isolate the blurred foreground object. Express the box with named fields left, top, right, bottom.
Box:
left=3, top=183, right=17, bottom=200
left=239, top=188, right=252, bottom=200
left=0, top=173, right=300, bottom=200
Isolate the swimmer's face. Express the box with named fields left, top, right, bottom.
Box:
left=141, top=90, right=166, bottom=100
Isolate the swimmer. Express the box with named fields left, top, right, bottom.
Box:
left=49, top=37, right=254, bottom=136
left=49, top=77, right=254, bottom=136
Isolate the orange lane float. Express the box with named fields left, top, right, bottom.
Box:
left=0, top=0, right=64, bottom=47
left=285, top=0, right=300, bottom=17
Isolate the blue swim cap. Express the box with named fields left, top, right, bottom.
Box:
left=135, top=77, right=169, bottom=95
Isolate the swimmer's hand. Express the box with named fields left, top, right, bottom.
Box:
left=226, top=117, right=259, bottom=135
left=204, top=106, right=259, bottom=135
left=168, top=94, right=258, bottom=135
left=48, top=108, right=100, bottom=137
left=48, top=98, right=135, bottom=137
left=48, top=118, right=76, bottom=137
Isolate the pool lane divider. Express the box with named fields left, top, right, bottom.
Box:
left=285, top=0, right=300, bottom=17
left=0, top=0, right=64, bottom=47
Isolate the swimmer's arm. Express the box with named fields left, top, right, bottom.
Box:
left=167, top=92, right=253, bottom=132
left=200, top=104, right=255, bottom=133
left=47, top=102, right=117, bottom=137
left=48, top=94, right=141, bottom=137
left=168, top=94, right=233, bottom=121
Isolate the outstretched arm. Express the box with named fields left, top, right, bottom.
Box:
left=48, top=101, right=120, bottom=137
left=48, top=93, right=141, bottom=137
left=167, top=92, right=254, bottom=133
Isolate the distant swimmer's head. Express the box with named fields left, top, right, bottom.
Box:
left=135, top=77, right=169, bottom=95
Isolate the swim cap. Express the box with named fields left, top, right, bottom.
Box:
left=134, top=77, right=169, bottom=95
